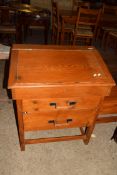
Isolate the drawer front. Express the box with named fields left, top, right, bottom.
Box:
left=12, top=85, right=111, bottom=99
left=22, top=96, right=101, bottom=112
left=23, top=110, right=97, bottom=131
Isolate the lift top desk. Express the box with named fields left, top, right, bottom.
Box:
left=8, top=45, right=115, bottom=150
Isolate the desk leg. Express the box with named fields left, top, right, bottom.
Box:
left=16, top=100, right=25, bottom=151
left=83, top=124, right=95, bottom=145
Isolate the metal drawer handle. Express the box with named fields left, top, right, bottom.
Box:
left=68, top=101, right=77, bottom=106
left=48, top=118, right=73, bottom=126
left=49, top=102, right=56, bottom=108
left=67, top=118, right=72, bottom=123
left=49, top=101, right=76, bottom=109
left=48, top=120, right=55, bottom=124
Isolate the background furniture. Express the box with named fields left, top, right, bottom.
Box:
left=51, top=1, right=60, bottom=44
left=96, top=4, right=117, bottom=48
left=98, top=86, right=117, bottom=123
left=72, top=0, right=91, bottom=12
left=6, top=2, right=51, bottom=44
left=8, top=45, right=115, bottom=151
left=72, top=7, right=101, bottom=45
left=0, top=6, right=19, bottom=45
left=105, top=31, right=117, bottom=51
left=51, top=0, right=75, bottom=44
left=60, top=2, right=91, bottom=45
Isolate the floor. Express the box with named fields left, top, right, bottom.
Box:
left=0, top=30, right=117, bottom=175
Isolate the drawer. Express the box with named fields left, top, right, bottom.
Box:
left=12, top=85, right=111, bottom=99
left=23, top=110, right=97, bottom=131
left=22, top=96, right=101, bottom=112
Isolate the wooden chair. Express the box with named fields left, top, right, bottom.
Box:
left=72, top=0, right=90, bottom=12
left=72, top=7, right=101, bottom=45
left=51, top=1, right=75, bottom=45
left=0, top=6, right=18, bottom=45
left=100, top=27, right=117, bottom=49
left=60, top=3, right=91, bottom=45
left=96, top=4, right=117, bottom=48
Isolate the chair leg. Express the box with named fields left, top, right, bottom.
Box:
left=95, top=27, right=100, bottom=43
left=101, top=31, right=108, bottom=49
left=72, top=35, right=76, bottom=45
left=105, top=33, right=110, bottom=50
left=83, top=124, right=95, bottom=145
left=60, top=31, right=64, bottom=45
left=56, top=30, right=59, bottom=44
left=52, top=28, right=56, bottom=44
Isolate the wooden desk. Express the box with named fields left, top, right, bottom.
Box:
left=8, top=45, right=115, bottom=150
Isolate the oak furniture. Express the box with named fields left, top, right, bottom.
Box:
left=8, top=44, right=115, bottom=151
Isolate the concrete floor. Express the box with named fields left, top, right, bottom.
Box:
left=0, top=31, right=117, bottom=175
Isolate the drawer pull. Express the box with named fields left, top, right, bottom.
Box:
left=69, top=101, right=77, bottom=106
left=48, top=118, right=73, bottom=125
left=49, top=102, right=56, bottom=108
left=48, top=120, right=55, bottom=124
left=67, top=118, right=72, bottom=123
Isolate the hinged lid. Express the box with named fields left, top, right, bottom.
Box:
left=8, top=45, right=115, bottom=88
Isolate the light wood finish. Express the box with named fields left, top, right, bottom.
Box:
left=25, top=135, right=86, bottom=144
left=23, top=110, right=97, bottom=131
left=8, top=45, right=115, bottom=150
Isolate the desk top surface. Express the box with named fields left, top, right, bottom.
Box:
left=8, top=45, right=115, bottom=88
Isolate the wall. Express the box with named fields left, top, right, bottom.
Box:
left=31, top=0, right=73, bottom=10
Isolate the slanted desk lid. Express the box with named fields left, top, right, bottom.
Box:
left=8, top=45, right=115, bottom=88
